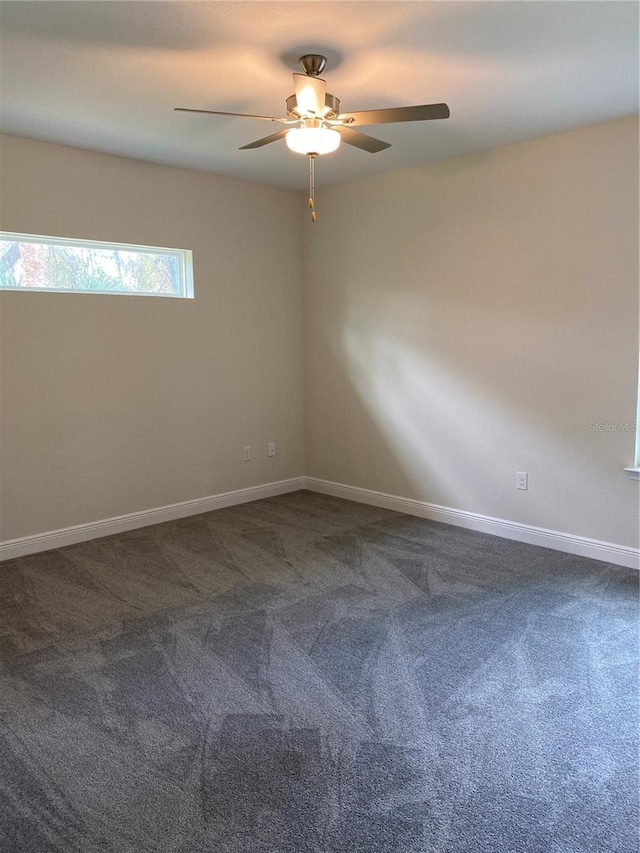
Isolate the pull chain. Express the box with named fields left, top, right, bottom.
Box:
left=308, top=154, right=317, bottom=222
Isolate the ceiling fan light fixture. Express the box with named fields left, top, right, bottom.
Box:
left=286, top=125, right=341, bottom=156
left=175, top=52, right=450, bottom=222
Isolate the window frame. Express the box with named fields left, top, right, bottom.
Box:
left=0, top=231, right=194, bottom=299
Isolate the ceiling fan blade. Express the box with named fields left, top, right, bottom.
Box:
left=239, top=129, right=289, bottom=150
left=293, top=73, right=326, bottom=117
left=338, top=127, right=391, bottom=153
left=338, top=103, right=450, bottom=127
left=175, top=108, right=290, bottom=123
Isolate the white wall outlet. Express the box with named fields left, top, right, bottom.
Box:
left=267, top=441, right=276, bottom=457
left=516, top=471, right=528, bottom=491
left=243, top=446, right=251, bottom=462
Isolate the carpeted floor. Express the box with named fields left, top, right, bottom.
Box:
left=0, top=490, right=637, bottom=852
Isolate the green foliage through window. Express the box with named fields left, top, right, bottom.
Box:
left=0, top=233, right=192, bottom=298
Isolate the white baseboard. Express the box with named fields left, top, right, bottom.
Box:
left=303, top=477, right=640, bottom=570
left=2, top=475, right=637, bottom=570
left=0, top=478, right=305, bottom=562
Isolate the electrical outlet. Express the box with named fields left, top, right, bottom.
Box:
left=516, top=472, right=528, bottom=491
left=243, top=446, right=251, bottom=462
left=267, top=441, right=276, bottom=457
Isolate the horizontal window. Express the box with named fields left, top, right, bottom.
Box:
left=0, top=232, right=193, bottom=298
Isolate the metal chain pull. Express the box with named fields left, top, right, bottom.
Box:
left=308, top=154, right=317, bottom=222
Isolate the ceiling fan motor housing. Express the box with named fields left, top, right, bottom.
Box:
left=286, top=92, right=340, bottom=120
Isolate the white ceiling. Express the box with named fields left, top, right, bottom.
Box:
left=0, top=1, right=637, bottom=190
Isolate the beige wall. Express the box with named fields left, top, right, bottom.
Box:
left=303, top=117, right=639, bottom=548
left=0, top=135, right=304, bottom=540
left=2, top=119, right=638, bottom=550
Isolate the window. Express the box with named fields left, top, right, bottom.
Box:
left=0, top=232, right=193, bottom=298
left=625, top=351, right=640, bottom=480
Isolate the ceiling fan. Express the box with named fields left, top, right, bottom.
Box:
left=175, top=54, right=450, bottom=220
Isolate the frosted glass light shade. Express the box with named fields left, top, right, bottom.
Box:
left=286, top=126, right=341, bottom=156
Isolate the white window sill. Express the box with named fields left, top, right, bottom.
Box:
left=624, top=468, right=640, bottom=481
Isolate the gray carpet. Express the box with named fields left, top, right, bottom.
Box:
left=0, top=490, right=637, bottom=852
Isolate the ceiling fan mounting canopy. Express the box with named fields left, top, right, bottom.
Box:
left=298, top=54, right=327, bottom=77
